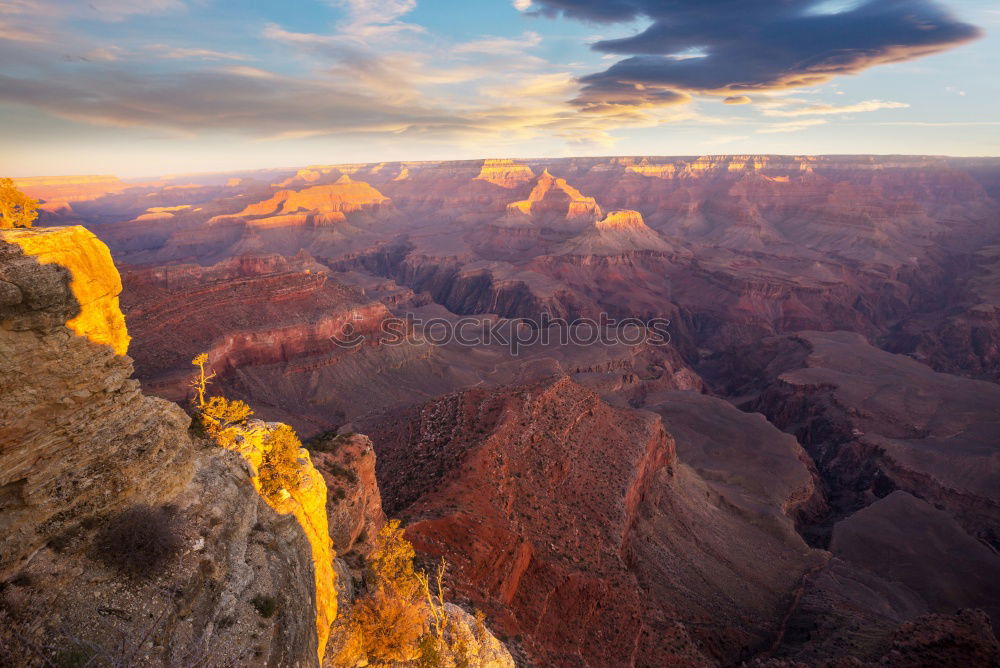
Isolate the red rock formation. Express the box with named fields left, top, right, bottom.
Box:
left=474, top=159, right=535, bottom=189
left=558, top=209, right=674, bottom=255
left=231, top=175, right=391, bottom=220
left=506, top=169, right=601, bottom=226
left=365, top=377, right=823, bottom=666
left=121, top=253, right=394, bottom=427
left=310, top=433, right=386, bottom=554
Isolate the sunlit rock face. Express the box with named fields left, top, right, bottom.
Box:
left=3, top=225, right=129, bottom=355
left=505, top=169, right=602, bottom=226
left=311, top=432, right=386, bottom=555
left=474, top=159, right=536, bottom=189
left=236, top=175, right=391, bottom=219
left=213, top=419, right=339, bottom=663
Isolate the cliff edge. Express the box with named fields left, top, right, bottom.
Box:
left=0, top=227, right=332, bottom=665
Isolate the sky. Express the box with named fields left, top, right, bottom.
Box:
left=0, top=0, right=997, bottom=177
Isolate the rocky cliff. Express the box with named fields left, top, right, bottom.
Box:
left=0, top=227, right=336, bottom=665
left=364, top=377, right=824, bottom=666
left=0, top=226, right=184, bottom=578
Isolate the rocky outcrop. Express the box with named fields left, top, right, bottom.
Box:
left=211, top=419, right=338, bottom=662
left=1, top=446, right=326, bottom=666
left=234, top=176, right=391, bottom=220
left=557, top=209, right=674, bottom=255
left=505, top=169, right=601, bottom=226
left=364, top=377, right=823, bottom=666
left=0, top=227, right=337, bottom=666
left=0, top=226, right=187, bottom=578
left=310, top=432, right=386, bottom=554
left=2, top=226, right=130, bottom=355
left=474, top=159, right=535, bottom=189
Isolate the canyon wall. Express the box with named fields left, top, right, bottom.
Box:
left=0, top=227, right=333, bottom=665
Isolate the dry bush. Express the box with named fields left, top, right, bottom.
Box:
left=199, top=396, right=254, bottom=447
left=0, top=178, right=38, bottom=229
left=258, top=424, right=304, bottom=500
left=337, top=588, right=427, bottom=666
left=94, top=505, right=183, bottom=578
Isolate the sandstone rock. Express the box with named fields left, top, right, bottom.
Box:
left=212, top=419, right=338, bottom=662
left=0, top=227, right=334, bottom=666
left=474, top=159, right=535, bottom=189
left=505, top=169, right=601, bottom=226
left=311, top=432, right=386, bottom=554
left=235, top=177, right=391, bottom=219
left=0, top=227, right=188, bottom=579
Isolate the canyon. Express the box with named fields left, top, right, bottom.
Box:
left=4, top=155, right=1000, bottom=666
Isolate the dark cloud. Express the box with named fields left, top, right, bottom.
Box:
left=573, top=80, right=689, bottom=112
left=532, top=0, right=981, bottom=107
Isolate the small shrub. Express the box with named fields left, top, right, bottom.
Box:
left=333, top=486, right=347, bottom=501
left=48, top=530, right=75, bottom=554
left=251, top=594, right=278, bottom=618
left=257, top=425, right=304, bottom=499
left=336, top=589, right=426, bottom=665
left=51, top=646, right=95, bottom=668
left=325, top=462, right=358, bottom=485
left=302, top=430, right=341, bottom=452
left=94, top=505, right=183, bottom=578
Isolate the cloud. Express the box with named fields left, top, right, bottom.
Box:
left=531, top=0, right=981, bottom=110
left=454, top=31, right=542, bottom=54
left=723, top=95, right=751, bottom=105
left=763, top=100, right=910, bottom=117
left=147, top=45, right=250, bottom=61
left=6, top=0, right=187, bottom=21
left=333, top=0, right=415, bottom=23
left=513, top=0, right=533, bottom=10
left=0, top=18, right=44, bottom=41
left=573, top=81, right=690, bottom=113
left=328, top=0, right=423, bottom=38
left=0, top=0, right=777, bottom=154
left=757, top=119, right=828, bottom=134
